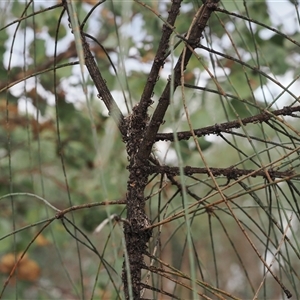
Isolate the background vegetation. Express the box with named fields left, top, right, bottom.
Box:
left=0, top=0, right=300, bottom=299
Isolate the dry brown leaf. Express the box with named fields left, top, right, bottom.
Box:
left=17, top=259, right=40, bottom=281
left=35, top=234, right=51, bottom=246
left=0, top=252, right=40, bottom=282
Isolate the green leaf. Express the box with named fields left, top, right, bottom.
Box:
left=47, top=20, right=67, bottom=40
left=198, top=137, right=212, bottom=151
left=57, top=100, right=76, bottom=122
left=0, top=30, right=8, bottom=61
left=40, top=72, right=56, bottom=91
left=227, top=98, right=257, bottom=119
left=29, top=38, right=46, bottom=65
left=259, top=41, right=290, bottom=75
left=11, top=0, right=25, bottom=18
left=221, top=0, right=245, bottom=12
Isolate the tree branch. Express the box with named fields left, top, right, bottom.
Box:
left=62, top=1, right=127, bottom=138
left=137, top=0, right=220, bottom=161
left=155, top=105, right=300, bottom=141
left=137, top=0, right=182, bottom=115
left=148, top=165, right=295, bottom=180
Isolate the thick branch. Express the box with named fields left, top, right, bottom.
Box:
left=155, top=105, right=300, bottom=141
left=137, top=0, right=219, bottom=161
left=148, top=165, right=295, bottom=180
left=62, top=1, right=127, bottom=138
left=80, top=36, right=127, bottom=137
left=138, top=0, right=182, bottom=115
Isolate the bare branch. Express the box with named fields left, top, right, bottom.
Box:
left=148, top=165, right=295, bottom=180
left=61, top=0, right=127, bottom=138
left=155, top=105, right=300, bottom=141
left=137, top=0, right=220, bottom=161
